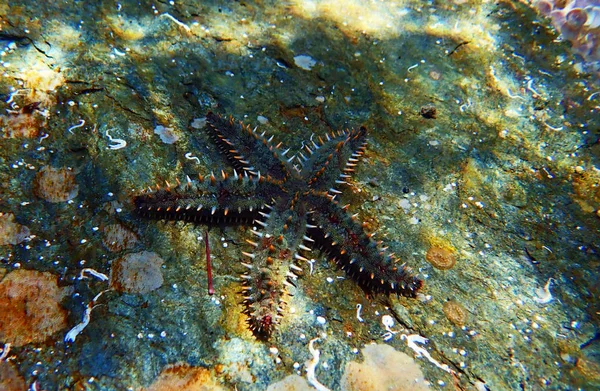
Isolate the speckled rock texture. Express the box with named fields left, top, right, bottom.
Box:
left=0, top=0, right=598, bottom=390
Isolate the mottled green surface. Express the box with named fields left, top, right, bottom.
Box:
left=0, top=0, right=599, bottom=390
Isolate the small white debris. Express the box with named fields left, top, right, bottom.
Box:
left=305, top=338, right=331, bottom=391
left=161, top=12, right=191, bottom=32
left=269, top=346, right=279, bottom=355
left=106, top=129, right=127, bottom=150
left=316, top=316, right=327, bottom=325
left=191, top=117, right=206, bottom=129
left=401, top=334, right=453, bottom=374
left=113, top=48, right=126, bottom=57
left=154, top=125, right=180, bottom=144
left=381, top=315, right=398, bottom=341
left=0, top=343, right=10, bottom=361
left=78, top=268, right=109, bottom=281
left=294, top=55, right=317, bottom=71
left=67, top=119, right=85, bottom=134
left=356, top=304, right=364, bottom=322
left=419, top=294, right=433, bottom=306
left=257, top=115, right=269, bottom=124
left=315, top=96, right=325, bottom=103
left=398, top=198, right=411, bottom=211
left=65, top=291, right=107, bottom=343
left=534, top=278, right=553, bottom=304
left=571, top=321, right=579, bottom=328
left=382, top=315, right=395, bottom=329
left=185, top=152, right=201, bottom=164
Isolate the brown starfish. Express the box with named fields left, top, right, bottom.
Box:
left=134, top=112, right=422, bottom=338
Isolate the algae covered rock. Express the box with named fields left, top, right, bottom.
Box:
left=341, top=343, right=428, bottom=391
left=110, top=251, right=164, bottom=294
left=0, top=269, right=71, bottom=346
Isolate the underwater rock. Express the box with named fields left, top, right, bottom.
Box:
left=154, top=125, right=180, bottom=144
left=33, top=166, right=79, bottom=203
left=266, top=375, right=312, bottom=391
left=420, top=104, right=437, bottom=119
left=110, top=251, right=164, bottom=294
left=0, top=103, right=47, bottom=138
left=143, top=363, right=224, bottom=391
left=0, top=213, right=30, bottom=246
left=340, top=343, right=428, bottom=391
left=102, top=223, right=139, bottom=252
left=571, top=167, right=600, bottom=213
left=0, top=361, right=27, bottom=391
left=0, top=269, right=70, bottom=347
left=18, top=66, right=64, bottom=107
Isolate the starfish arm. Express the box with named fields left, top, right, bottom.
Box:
left=240, top=198, right=308, bottom=339
left=205, top=112, right=293, bottom=182
left=306, top=192, right=423, bottom=297
left=301, top=126, right=367, bottom=194
left=134, top=174, right=275, bottom=225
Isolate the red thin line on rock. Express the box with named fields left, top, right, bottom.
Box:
left=205, top=230, right=214, bottom=295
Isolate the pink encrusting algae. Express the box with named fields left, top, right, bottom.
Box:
left=534, top=0, right=600, bottom=72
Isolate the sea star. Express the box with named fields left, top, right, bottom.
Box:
left=134, top=112, right=423, bottom=338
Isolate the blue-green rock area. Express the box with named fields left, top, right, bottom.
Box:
left=0, top=0, right=598, bottom=390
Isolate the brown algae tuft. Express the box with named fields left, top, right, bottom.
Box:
left=425, top=245, right=457, bottom=270
left=442, top=300, right=468, bottom=327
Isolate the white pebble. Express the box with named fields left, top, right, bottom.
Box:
left=191, top=118, right=207, bottom=129
left=154, top=125, right=179, bottom=144
left=294, top=55, right=317, bottom=70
